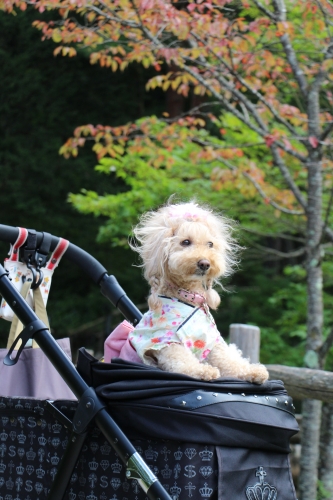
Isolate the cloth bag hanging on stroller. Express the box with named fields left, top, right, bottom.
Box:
left=0, top=230, right=75, bottom=401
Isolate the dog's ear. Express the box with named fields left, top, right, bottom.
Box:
left=142, top=227, right=173, bottom=311
left=206, top=288, right=221, bottom=310
left=142, top=227, right=173, bottom=283
left=146, top=276, right=162, bottom=312
left=148, top=291, right=163, bottom=312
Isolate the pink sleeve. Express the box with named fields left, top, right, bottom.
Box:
left=104, top=320, right=142, bottom=364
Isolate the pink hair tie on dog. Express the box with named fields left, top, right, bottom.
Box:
left=168, top=203, right=207, bottom=220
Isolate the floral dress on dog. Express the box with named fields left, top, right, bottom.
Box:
left=129, top=296, right=224, bottom=365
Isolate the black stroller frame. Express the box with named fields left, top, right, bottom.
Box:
left=0, top=224, right=171, bottom=500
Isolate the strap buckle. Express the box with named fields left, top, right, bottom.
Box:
left=22, top=230, right=52, bottom=289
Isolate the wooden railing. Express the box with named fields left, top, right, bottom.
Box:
left=230, top=324, right=333, bottom=402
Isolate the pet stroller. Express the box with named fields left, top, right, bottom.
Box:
left=0, top=224, right=299, bottom=500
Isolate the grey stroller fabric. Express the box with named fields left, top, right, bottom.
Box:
left=0, top=338, right=76, bottom=400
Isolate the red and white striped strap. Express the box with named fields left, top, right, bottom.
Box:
left=46, top=238, right=69, bottom=271
left=7, top=227, right=28, bottom=262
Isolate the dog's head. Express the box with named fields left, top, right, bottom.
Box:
left=131, top=201, right=239, bottom=309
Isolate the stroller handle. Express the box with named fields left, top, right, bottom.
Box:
left=0, top=263, right=170, bottom=500
left=0, top=224, right=143, bottom=325
left=0, top=226, right=168, bottom=500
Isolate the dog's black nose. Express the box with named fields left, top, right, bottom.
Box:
left=198, top=259, right=210, bottom=271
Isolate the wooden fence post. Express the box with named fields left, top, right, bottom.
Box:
left=229, top=324, right=261, bottom=363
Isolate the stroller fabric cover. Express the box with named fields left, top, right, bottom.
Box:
left=76, top=349, right=299, bottom=499
left=0, top=349, right=299, bottom=500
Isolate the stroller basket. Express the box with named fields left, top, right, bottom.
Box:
left=0, top=225, right=299, bottom=500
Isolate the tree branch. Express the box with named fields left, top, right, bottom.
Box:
left=69, top=0, right=311, bottom=219
left=183, top=42, right=270, bottom=134
left=315, top=0, right=333, bottom=31
left=320, top=121, right=333, bottom=142
left=88, top=1, right=140, bottom=28
left=184, top=46, right=307, bottom=161
left=241, top=227, right=306, bottom=242
left=189, top=30, right=302, bottom=139
left=324, top=225, right=333, bottom=242
left=242, top=171, right=305, bottom=215
left=88, top=1, right=307, bottom=166
left=216, top=156, right=305, bottom=215
left=183, top=59, right=308, bottom=161
left=272, top=0, right=308, bottom=98
left=249, top=241, right=306, bottom=258
left=270, top=143, right=308, bottom=209
left=251, top=0, right=276, bottom=20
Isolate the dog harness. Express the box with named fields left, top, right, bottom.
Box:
left=129, top=296, right=224, bottom=365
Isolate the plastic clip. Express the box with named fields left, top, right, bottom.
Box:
left=4, top=318, right=48, bottom=366
left=22, top=230, right=45, bottom=290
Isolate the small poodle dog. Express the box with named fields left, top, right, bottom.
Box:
left=128, top=200, right=268, bottom=383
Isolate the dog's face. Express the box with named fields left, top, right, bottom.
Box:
left=166, top=220, right=227, bottom=287
left=131, top=202, right=237, bottom=301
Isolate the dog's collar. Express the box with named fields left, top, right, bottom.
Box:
left=166, top=283, right=206, bottom=306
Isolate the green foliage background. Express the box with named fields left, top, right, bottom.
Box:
left=1, top=8, right=332, bottom=368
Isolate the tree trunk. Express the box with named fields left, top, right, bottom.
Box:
left=319, top=403, right=333, bottom=498
left=290, top=191, right=324, bottom=500
left=298, top=77, right=324, bottom=498
left=299, top=399, right=322, bottom=500
left=298, top=181, right=323, bottom=500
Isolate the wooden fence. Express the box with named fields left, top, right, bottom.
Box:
left=230, top=323, right=333, bottom=403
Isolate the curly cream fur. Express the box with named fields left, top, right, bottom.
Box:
left=130, top=200, right=239, bottom=309
left=130, top=200, right=268, bottom=383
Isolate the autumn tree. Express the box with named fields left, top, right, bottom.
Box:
left=2, top=0, right=333, bottom=497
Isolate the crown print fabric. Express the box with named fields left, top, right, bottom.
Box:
left=245, top=466, right=277, bottom=500
left=0, top=398, right=218, bottom=500
left=216, top=446, right=297, bottom=500
left=0, top=396, right=298, bottom=500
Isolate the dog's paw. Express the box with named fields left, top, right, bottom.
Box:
left=246, top=364, right=269, bottom=384
left=199, top=365, right=220, bottom=381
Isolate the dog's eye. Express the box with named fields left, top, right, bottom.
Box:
left=181, top=239, right=191, bottom=246
left=207, top=242, right=213, bottom=248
